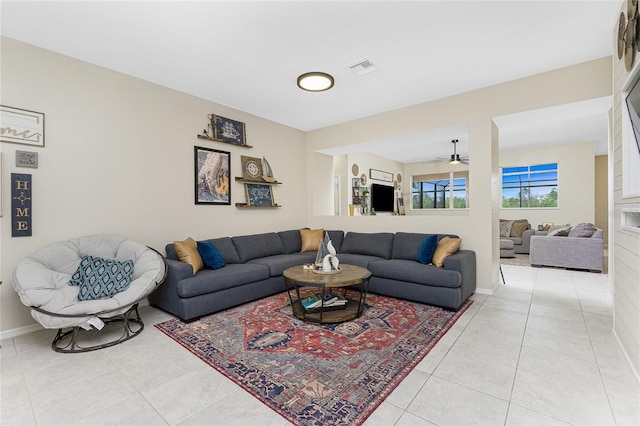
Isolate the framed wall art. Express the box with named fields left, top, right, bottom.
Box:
left=245, top=183, right=275, bottom=206
left=0, top=105, right=45, bottom=147
left=194, top=146, right=231, bottom=205
left=370, top=168, right=393, bottom=182
left=209, top=114, right=246, bottom=146
left=240, top=155, right=263, bottom=181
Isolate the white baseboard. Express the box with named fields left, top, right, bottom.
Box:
left=0, top=323, right=43, bottom=341
left=475, top=288, right=494, bottom=296
left=613, top=328, right=640, bottom=384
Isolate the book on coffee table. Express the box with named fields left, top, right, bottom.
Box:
left=300, top=294, right=322, bottom=309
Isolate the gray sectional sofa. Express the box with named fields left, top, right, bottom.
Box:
left=149, top=230, right=476, bottom=321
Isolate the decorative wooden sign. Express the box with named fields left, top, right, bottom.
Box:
left=1, top=106, right=45, bottom=147
left=11, top=173, right=32, bottom=237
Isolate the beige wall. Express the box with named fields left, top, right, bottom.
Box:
left=612, top=3, right=640, bottom=376
left=0, top=38, right=308, bottom=333
left=307, top=57, right=612, bottom=295
left=500, top=141, right=596, bottom=227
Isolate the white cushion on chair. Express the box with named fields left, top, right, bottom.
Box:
left=12, top=235, right=166, bottom=329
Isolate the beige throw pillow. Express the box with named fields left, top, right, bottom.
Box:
left=432, top=237, right=462, bottom=267
left=174, top=237, right=204, bottom=274
left=510, top=221, right=529, bottom=238
left=300, top=228, right=324, bottom=252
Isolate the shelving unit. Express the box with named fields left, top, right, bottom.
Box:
left=352, top=178, right=369, bottom=213
left=235, top=176, right=282, bottom=208
left=197, top=134, right=253, bottom=148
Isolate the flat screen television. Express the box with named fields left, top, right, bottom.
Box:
left=625, top=76, right=640, bottom=155
left=371, top=183, right=394, bottom=212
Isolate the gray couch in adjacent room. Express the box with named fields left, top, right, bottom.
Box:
left=529, top=225, right=604, bottom=272
left=500, top=219, right=536, bottom=254
left=149, top=230, right=477, bottom=321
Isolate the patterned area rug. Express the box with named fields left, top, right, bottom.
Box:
left=155, top=292, right=471, bottom=426
left=500, top=254, right=531, bottom=267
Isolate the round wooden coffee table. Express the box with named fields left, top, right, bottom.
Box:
left=283, top=264, right=372, bottom=324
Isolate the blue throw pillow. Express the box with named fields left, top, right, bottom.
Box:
left=70, top=255, right=134, bottom=301
left=416, top=235, right=438, bottom=265
left=197, top=241, right=226, bottom=270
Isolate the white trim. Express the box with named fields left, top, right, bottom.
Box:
left=613, top=329, right=640, bottom=385
left=0, top=323, right=43, bottom=341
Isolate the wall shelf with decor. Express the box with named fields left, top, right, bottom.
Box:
left=197, top=134, right=253, bottom=149
left=234, top=177, right=282, bottom=185
left=235, top=203, right=282, bottom=208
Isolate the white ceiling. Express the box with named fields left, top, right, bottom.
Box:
left=0, top=1, right=618, bottom=162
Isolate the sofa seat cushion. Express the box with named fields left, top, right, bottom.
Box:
left=336, top=254, right=384, bottom=269
left=508, top=236, right=522, bottom=245
left=248, top=252, right=316, bottom=276
left=341, top=232, right=394, bottom=259
left=232, top=232, right=286, bottom=263
left=368, top=259, right=461, bottom=288
left=177, top=264, right=270, bottom=298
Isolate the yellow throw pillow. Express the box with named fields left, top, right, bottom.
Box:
left=174, top=237, right=204, bottom=274
left=432, top=237, right=462, bottom=267
left=300, top=228, right=324, bottom=252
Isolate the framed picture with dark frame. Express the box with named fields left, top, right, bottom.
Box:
left=194, top=146, right=231, bottom=205
left=245, top=183, right=275, bottom=206
left=209, top=114, right=247, bottom=146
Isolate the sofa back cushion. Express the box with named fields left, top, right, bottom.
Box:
left=278, top=229, right=303, bottom=254
left=568, top=223, right=598, bottom=238
left=232, top=232, right=285, bottom=263
left=392, top=232, right=458, bottom=261
left=340, top=232, right=394, bottom=259
left=326, top=230, right=344, bottom=253
left=166, top=237, right=240, bottom=264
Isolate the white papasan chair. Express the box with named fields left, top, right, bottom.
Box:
left=12, top=235, right=167, bottom=353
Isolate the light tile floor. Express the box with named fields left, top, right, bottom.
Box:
left=1, top=265, right=638, bottom=425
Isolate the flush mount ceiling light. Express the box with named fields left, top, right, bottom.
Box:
left=297, top=72, right=334, bottom=92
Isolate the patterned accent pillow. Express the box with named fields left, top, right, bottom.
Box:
left=70, top=255, right=134, bottom=301
left=547, top=225, right=572, bottom=237
left=499, top=220, right=514, bottom=238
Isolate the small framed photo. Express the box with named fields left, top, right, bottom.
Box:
left=245, top=183, right=275, bottom=206
left=209, top=114, right=246, bottom=145
left=194, top=146, right=231, bottom=205
left=0, top=105, right=45, bottom=147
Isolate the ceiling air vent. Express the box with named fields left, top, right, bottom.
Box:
left=346, top=58, right=377, bottom=76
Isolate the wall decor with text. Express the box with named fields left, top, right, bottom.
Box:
left=1, top=106, right=45, bottom=147
left=11, top=173, right=32, bottom=237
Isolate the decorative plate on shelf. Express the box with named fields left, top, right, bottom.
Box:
left=360, top=173, right=367, bottom=185
left=241, top=155, right=263, bottom=181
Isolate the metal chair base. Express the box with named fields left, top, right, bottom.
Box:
left=51, top=303, right=144, bottom=353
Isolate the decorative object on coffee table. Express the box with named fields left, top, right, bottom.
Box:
left=156, top=293, right=472, bottom=425
left=314, top=231, right=340, bottom=272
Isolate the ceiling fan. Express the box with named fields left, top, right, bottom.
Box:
left=437, top=139, right=469, bottom=165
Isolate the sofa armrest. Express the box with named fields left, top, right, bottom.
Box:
left=148, top=258, right=193, bottom=315
left=443, top=250, right=476, bottom=303
left=518, top=229, right=536, bottom=253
